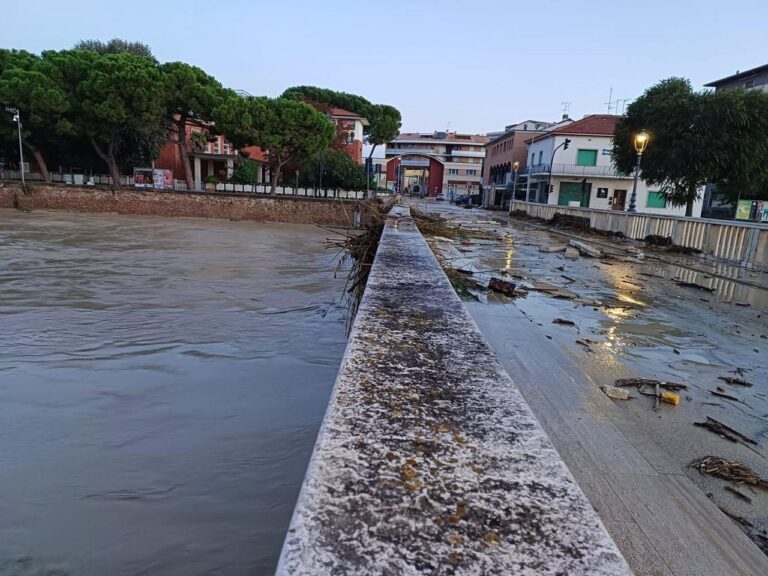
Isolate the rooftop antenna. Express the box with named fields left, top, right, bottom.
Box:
left=446, top=121, right=451, bottom=133
left=560, top=101, right=571, bottom=117
left=604, top=86, right=614, bottom=114
left=618, top=98, right=632, bottom=115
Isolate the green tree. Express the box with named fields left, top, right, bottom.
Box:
left=73, top=39, right=155, bottom=61
left=705, top=88, right=768, bottom=203
left=160, top=62, right=225, bottom=191
left=365, top=104, right=401, bottom=158
left=66, top=51, right=165, bottom=184
left=230, top=157, right=261, bottom=185
left=612, top=78, right=717, bottom=216
left=299, top=148, right=367, bottom=190
left=0, top=49, right=74, bottom=181
left=281, top=86, right=401, bottom=158
left=215, top=95, right=334, bottom=194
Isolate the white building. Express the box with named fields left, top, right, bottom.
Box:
left=523, top=115, right=703, bottom=216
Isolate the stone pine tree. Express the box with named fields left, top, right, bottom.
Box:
left=281, top=86, right=401, bottom=159
left=73, top=39, right=156, bottom=61
left=69, top=51, right=165, bottom=185
left=160, top=62, right=225, bottom=192
left=612, top=78, right=717, bottom=217
left=215, top=95, right=334, bottom=194
left=0, top=50, right=74, bottom=181
left=365, top=104, right=401, bottom=159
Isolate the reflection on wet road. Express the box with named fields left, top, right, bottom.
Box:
left=423, top=201, right=768, bottom=548
left=0, top=210, right=347, bottom=575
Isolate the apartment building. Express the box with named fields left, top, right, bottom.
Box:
left=523, top=114, right=702, bottom=216
left=482, top=118, right=571, bottom=207
left=384, top=131, right=490, bottom=196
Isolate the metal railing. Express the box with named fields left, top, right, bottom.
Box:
left=524, top=163, right=630, bottom=178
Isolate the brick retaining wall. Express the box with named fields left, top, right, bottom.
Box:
left=0, top=183, right=364, bottom=226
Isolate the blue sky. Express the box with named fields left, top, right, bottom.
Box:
left=3, top=0, right=767, bottom=137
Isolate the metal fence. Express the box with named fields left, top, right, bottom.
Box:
left=0, top=170, right=368, bottom=200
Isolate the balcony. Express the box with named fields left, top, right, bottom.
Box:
left=450, top=150, right=485, bottom=158
left=400, top=158, right=430, bottom=167
left=524, top=163, right=629, bottom=178
left=385, top=147, right=435, bottom=156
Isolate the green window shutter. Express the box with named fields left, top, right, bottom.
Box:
left=558, top=182, right=591, bottom=207
left=576, top=149, right=597, bottom=166
left=647, top=191, right=666, bottom=208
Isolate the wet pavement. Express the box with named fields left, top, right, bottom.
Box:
left=0, top=210, right=348, bottom=575
left=420, top=200, right=768, bottom=557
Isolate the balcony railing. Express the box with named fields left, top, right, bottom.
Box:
left=385, top=147, right=435, bottom=156
left=400, top=158, right=430, bottom=167
left=524, top=163, right=629, bottom=178
left=450, top=150, right=485, bottom=158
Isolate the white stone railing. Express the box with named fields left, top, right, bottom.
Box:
left=276, top=205, right=630, bottom=575
left=510, top=200, right=768, bottom=270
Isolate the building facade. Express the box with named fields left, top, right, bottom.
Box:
left=482, top=118, right=571, bottom=208
left=156, top=120, right=267, bottom=187
left=384, top=131, right=490, bottom=196
left=523, top=115, right=702, bottom=216
left=704, top=63, right=768, bottom=93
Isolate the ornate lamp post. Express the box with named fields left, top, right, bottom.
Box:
left=511, top=160, right=520, bottom=198
left=628, top=130, right=650, bottom=213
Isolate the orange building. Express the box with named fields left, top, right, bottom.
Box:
left=155, top=120, right=267, bottom=188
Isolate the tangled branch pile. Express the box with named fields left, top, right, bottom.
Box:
left=327, top=198, right=393, bottom=332
left=690, top=456, right=768, bottom=490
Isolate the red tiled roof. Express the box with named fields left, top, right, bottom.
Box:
left=525, top=115, right=621, bottom=144
left=550, top=115, right=620, bottom=136
left=329, top=106, right=362, bottom=119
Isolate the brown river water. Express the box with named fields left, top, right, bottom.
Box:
left=0, top=210, right=348, bottom=575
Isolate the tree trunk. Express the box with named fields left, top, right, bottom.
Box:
left=686, top=183, right=696, bottom=217
left=368, top=143, right=377, bottom=159
left=89, top=136, right=121, bottom=187
left=270, top=161, right=282, bottom=195
left=176, top=116, right=195, bottom=192
left=24, top=141, right=49, bottom=182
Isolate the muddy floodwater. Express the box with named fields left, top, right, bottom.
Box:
left=0, top=210, right=348, bottom=575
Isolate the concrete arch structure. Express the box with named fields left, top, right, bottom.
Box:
left=385, top=153, right=446, bottom=196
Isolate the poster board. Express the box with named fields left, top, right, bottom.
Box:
left=133, top=168, right=154, bottom=188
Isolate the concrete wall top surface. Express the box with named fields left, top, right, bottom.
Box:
left=277, top=205, right=630, bottom=575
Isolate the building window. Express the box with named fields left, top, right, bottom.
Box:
left=531, top=153, right=535, bottom=166
left=538, top=151, right=543, bottom=165
left=448, top=168, right=459, bottom=175
left=647, top=191, right=667, bottom=208
left=467, top=169, right=476, bottom=176
left=576, top=149, right=598, bottom=166
left=745, top=79, right=755, bottom=89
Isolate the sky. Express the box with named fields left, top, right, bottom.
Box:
left=3, top=0, right=768, bottom=141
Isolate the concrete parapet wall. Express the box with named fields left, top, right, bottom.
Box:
left=277, top=205, right=630, bottom=575
left=0, top=182, right=364, bottom=226
left=511, top=200, right=768, bottom=270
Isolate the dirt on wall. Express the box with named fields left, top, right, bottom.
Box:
left=0, top=183, right=367, bottom=227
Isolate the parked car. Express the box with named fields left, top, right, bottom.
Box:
left=435, top=193, right=445, bottom=201
left=455, top=194, right=481, bottom=207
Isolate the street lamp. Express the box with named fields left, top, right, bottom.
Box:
left=512, top=160, right=520, bottom=199
left=628, top=130, right=650, bottom=213
left=5, top=107, right=24, bottom=187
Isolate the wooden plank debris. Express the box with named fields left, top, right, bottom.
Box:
left=569, top=239, right=602, bottom=258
